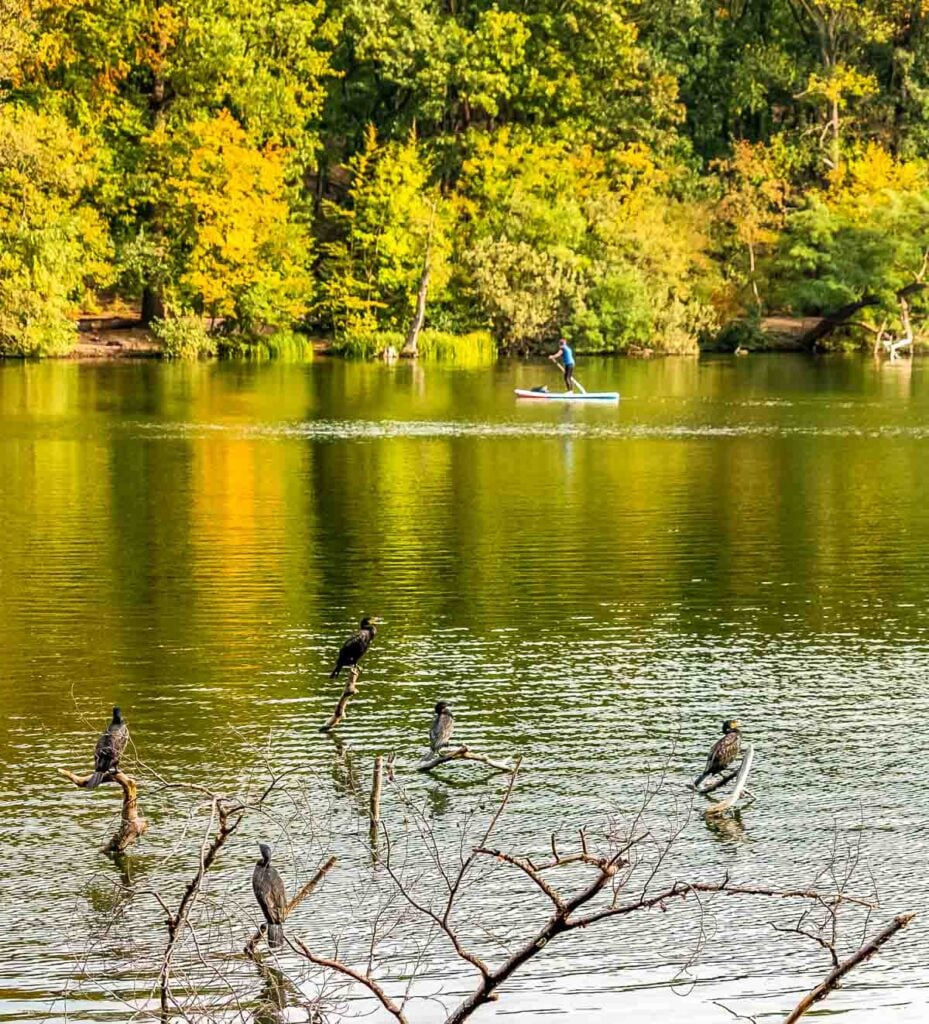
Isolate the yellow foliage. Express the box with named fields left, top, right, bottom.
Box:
left=166, top=110, right=311, bottom=328
left=839, top=144, right=927, bottom=198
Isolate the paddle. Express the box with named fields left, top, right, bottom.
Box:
left=550, top=354, right=587, bottom=393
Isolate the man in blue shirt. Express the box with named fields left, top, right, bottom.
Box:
left=549, top=337, right=576, bottom=392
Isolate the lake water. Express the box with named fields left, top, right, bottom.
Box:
left=1, top=355, right=927, bottom=1023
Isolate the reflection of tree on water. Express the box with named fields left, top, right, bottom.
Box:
left=82, top=851, right=142, bottom=923
left=325, top=731, right=367, bottom=815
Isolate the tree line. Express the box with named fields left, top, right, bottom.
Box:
left=2, top=0, right=929, bottom=357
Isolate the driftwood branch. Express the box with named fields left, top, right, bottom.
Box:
left=59, top=767, right=148, bottom=854
left=692, top=762, right=742, bottom=795
left=704, top=745, right=754, bottom=815
left=783, top=913, right=915, bottom=1024
left=417, top=745, right=513, bottom=774
left=320, top=666, right=360, bottom=732
left=245, top=856, right=338, bottom=957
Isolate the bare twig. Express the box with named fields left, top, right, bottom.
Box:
left=370, top=755, right=384, bottom=852
left=292, top=937, right=409, bottom=1023
left=160, top=797, right=242, bottom=1019
left=783, top=913, right=915, bottom=1024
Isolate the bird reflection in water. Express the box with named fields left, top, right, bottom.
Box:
left=703, top=808, right=746, bottom=842
left=252, top=963, right=287, bottom=1024
left=426, top=784, right=451, bottom=818
left=252, top=962, right=326, bottom=1024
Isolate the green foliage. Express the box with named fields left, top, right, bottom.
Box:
left=0, top=105, right=111, bottom=356
left=332, top=328, right=403, bottom=359
left=8, top=0, right=929, bottom=355
left=151, top=316, right=216, bottom=359
left=320, top=127, right=452, bottom=337
left=416, top=330, right=495, bottom=364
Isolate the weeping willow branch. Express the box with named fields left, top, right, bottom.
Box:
left=58, top=767, right=148, bottom=854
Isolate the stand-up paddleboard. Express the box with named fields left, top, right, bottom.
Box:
left=514, top=387, right=619, bottom=402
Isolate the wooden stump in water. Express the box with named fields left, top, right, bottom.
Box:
left=58, top=767, right=148, bottom=854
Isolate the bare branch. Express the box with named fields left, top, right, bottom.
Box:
left=417, top=745, right=514, bottom=774
left=58, top=767, right=148, bottom=854
left=320, top=666, right=360, bottom=732
left=292, top=936, right=409, bottom=1024
left=783, top=913, right=915, bottom=1024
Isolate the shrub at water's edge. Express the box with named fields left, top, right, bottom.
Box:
left=332, top=329, right=496, bottom=364
left=151, top=317, right=216, bottom=359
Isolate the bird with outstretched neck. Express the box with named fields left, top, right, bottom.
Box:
left=330, top=616, right=380, bottom=678
left=87, top=707, right=129, bottom=789
left=430, top=701, right=455, bottom=753
left=252, top=843, right=288, bottom=948
left=693, top=720, right=742, bottom=788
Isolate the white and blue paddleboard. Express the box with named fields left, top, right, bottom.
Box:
left=514, top=388, right=619, bottom=402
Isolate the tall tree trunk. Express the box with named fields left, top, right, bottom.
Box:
left=141, top=21, right=168, bottom=326
left=403, top=258, right=430, bottom=358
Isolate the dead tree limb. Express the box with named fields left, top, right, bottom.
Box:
left=320, top=666, right=360, bottom=732
left=417, top=745, right=513, bottom=774
left=292, top=937, right=409, bottom=1023
left=704, top=745, right=754, bottom=816
left=796, top=297, right=879, bottom=350
left=245, top=856, right=338, bottom=958
left=160, top=797, right=243, bottom=1020
left=59, top=767, right=148, bottom=854
left=692, top=762, right=741, bottom=795
left=783, top=913, right=915, bottom=1024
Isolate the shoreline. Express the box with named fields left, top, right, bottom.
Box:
left=2, top=315, right=924, bottom=361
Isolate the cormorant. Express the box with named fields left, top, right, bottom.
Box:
left=694, top=720, right=742, bottom=788
left=87, top=707, right=129, bottom=789
left=252, top=843, right=288, bottom=948
left=330, top=617, right=380, bottom=678
left=429, top=701, right=454, bottom=753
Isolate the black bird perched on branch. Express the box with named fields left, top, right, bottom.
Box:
left=329, top=616, right=380, bottom=678
left=87, top=706, right=129, bottom=789
left=693, top=719, right=742, bottom=788
left=430, top=701, right=455, bottom=752
left=252, top=843, right=288, bottom=948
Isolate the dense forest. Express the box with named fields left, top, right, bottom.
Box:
left=2, top=0, right=929, bottom=358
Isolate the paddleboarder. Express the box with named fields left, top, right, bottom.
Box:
left=549, top=337, right=576, bottom=392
